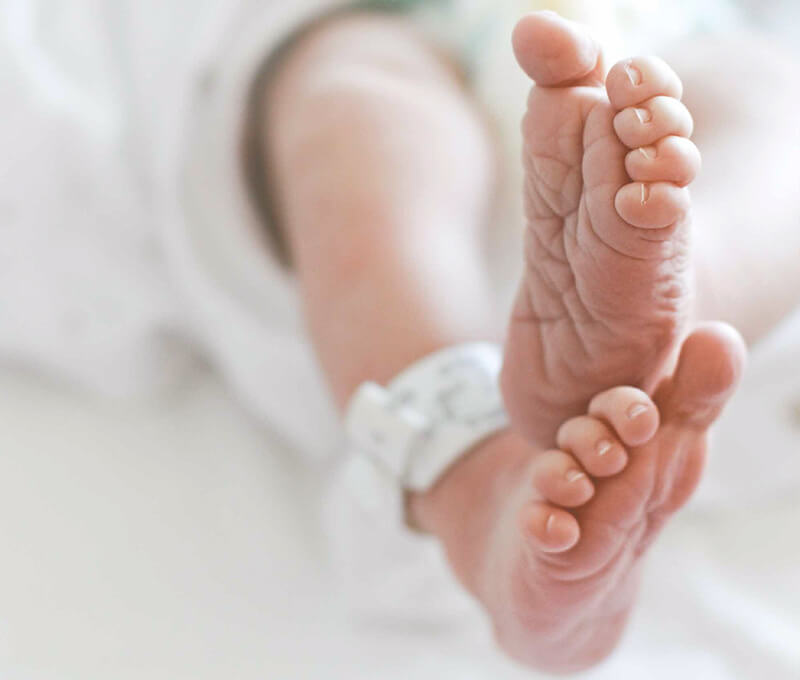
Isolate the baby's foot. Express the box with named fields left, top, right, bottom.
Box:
left=411, top=324, right=746, bottom=673
left=502, top=12, right=701, bottom=445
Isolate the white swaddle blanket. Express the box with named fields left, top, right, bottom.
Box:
left=1, top=0, right=798, bottom=676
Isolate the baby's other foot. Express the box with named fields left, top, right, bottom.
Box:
left=488, top=325, right=744, bottom=672
left=502, top=12, right=701, bottom=445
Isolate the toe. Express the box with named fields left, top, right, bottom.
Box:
left=656, top=323, right=747, bottom=429
left=520, top=502, right=580, bottom=553
left=589, top=387, right=660, bottom=447
left=556, top=416, right=629, bottom=477
left=512, top=11, right=604, bottom=87
left=606, top=56, right=683, bottom=110
left=531, top=450, right=595, bottom=508
left=625, top=136, right=701, bottom=187
left=615, top=181, right=691, bottom=230
left=613, top=96, right=694, bottom=149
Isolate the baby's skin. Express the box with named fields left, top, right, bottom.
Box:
left=411, top=324, right=745, bottom=672
left=263, top=10, right=750, bottom=673
left=408, top=13, right=749, bottom=670
left=502, top=12, right=699, bottom=446
left=410, top=14, right=747, bottom=670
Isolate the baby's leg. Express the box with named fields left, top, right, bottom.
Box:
left=259, top=11, right=745, bottom=673
left=674, top=34, right=800, bottom=343
left=262, top=12, right=499, bottom=409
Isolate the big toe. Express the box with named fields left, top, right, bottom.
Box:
left=657, top=323, right=747, bottom=428
left=512, top=11, right=604, bottom=87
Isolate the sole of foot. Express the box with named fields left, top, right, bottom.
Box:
left=492, top=323, right=746, bottom=671
left=502, top=11, right=702, bottom=446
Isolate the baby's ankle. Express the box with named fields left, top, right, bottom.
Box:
left=407, top=430, right=533, bottom=589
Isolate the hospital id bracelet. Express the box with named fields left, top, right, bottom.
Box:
left=344, top=343, right=510, bottom=493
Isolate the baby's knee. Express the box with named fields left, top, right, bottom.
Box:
left=267, top=11, right=462, bottom=117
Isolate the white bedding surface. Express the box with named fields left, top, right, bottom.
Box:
left=0, top=368, right=519, bottom=680
left=0, top=364, right=798, bottom=680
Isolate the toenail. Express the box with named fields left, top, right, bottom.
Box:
left=634, top=108, right=652, bottom=124
left=640, top=183, right=650, bottom=205
left=625, top=62, right=643, bottom=86
left=546, top=514, right=557, bottom=533
left=596, top=440, right=614, bottom=456
left=639, top=146, right=657, bottom=160
left=627, top=403, right=650, bottom=420
left=566, top=470, right=586, bottom=483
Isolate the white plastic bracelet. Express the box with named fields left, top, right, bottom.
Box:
left=344, top=343, right=510, bottom=493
